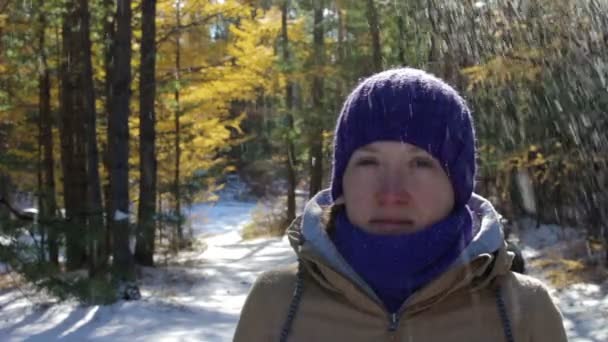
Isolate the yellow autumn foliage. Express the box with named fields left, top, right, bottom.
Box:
left=462, top=50, right=543, bottom=91
left=126, top=0, right=284, bottom=201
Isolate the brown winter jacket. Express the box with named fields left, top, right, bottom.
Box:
left=234, top=190, right=567, bottom=342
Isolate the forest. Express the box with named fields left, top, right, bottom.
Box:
left=0, top=0, right=607, bottom=304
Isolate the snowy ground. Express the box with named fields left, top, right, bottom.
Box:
left=515, top=219, right=608, bottom=342
left=0, top=200, right=295, bottom=342
left=0, top=201, right=606, bottom=341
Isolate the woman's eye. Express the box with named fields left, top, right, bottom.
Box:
left=413, top=157, right=435, bottom=168
left=355, top=158, right=378, bottom=166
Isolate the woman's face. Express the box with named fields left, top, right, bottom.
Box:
left=340, top=141, right=455, bottom=235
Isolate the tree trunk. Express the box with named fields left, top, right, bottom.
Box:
left=37, top=142, right=46, bottom=263
left=366, top=0, right=382, bottom=72
left=337, top=5, right=345, bottom=68
left=335, top=4, right=348, bottom=115
left=76, top=0, right=106, bottom=277
left=109, top=0, right=135, bottom=281
left=173, top=1, right=184, bottom=249
left=37, top=5, right=59, bottom=265
left=59, top=3, right=88, bottom=271
left=135, top=0, right=158, bottom=266
left=102, top=0, right=115, bottom=261
left=308, top=139, right=323, bottom=197
left=57, top=17, right=72, bottom=265
left=603, top=225, right=608, bottom=267
left=281, top=0, right=296, bottom=225
left=308, top=0, right=324, bottom=198
left=441, top=6, right=458, bottom=84
left=0, top=175, right=11, bottom=224
left=0, top=23, right=9, bottom=225
left=396, top=8, right=406, bottom=66
left=426, top=0, right=439, bottom=70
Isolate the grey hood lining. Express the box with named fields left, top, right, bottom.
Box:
left=299, top=190, right=375, bottom=298
left=298, top=189, right=505, bottom=299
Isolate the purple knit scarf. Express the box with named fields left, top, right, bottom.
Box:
left=331, top=205, right=474, bottom=313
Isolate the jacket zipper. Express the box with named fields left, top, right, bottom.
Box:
left=303, top=255, right=409, bottom=334
left=388, top=312, right=400, bottom=332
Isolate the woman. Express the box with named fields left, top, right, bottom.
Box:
left=234, top=68, right=567, bottom=341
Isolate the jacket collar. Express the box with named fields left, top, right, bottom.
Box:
left=287, top=189, right=513, bottom=314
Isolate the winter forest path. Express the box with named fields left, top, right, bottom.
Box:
left=0, top=200, right=295, bottom=342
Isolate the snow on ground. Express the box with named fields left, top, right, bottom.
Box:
left=0, top=202, right=607, bottom=341
left=516, top=218, right=608, bottom=342
left=0, top=199, right=295, bottom=342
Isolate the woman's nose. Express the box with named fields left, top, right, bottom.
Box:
left=375, top=190, right=410, bottom=206
left=375, top=173, right=410, bottom=206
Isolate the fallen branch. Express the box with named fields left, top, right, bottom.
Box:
left=0, top=197, right=34, bottom=221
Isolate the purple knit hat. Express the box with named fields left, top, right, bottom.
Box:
left=330, top=68, right=476, bottom=209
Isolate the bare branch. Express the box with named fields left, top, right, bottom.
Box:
left=155, top=6, right=240, bottom=46
left=0, top=197, right=34, bottom=221
left=156, top=55, right=236, bottom=82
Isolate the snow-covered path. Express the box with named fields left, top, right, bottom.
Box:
left=0, top=200, right=295, bottom=342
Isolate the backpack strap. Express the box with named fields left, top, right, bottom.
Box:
left=279, top=227, right=306, bottom=342
left=495, top=285, right=515, bottom=342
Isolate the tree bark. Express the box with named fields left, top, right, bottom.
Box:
left=308, top=0, right=324, bottom=198
left=337, top=5, right=345, bottom=67
left=57, top=14, right=73, bottom=265
left=135, top=0, right=158, bottom=266
left=59, top=3, right=88, bottom=271
left=426, top=0, right=440, bottom=71
left=102, top=0, right=115, bottom=261
left=173, top=1, right=184, bottom=249
left=366, top=0, right=382, bottom=72
left=75, top=0, right=106, bottom=277
left=36, top=5, right=59, bottom=265
left=336, top=4, right=347, bottom=108
left=396, top=8, right=406, bottom=66
left=109, top=0, right=135, bottom=281
left=281, top=0, right=296, bottom=225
